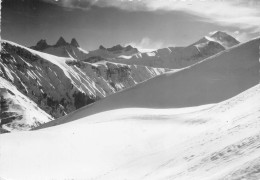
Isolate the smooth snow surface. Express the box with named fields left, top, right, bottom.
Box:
left=0, top=84, right=259, bottom=180
left=37, top=37, right=260, bottom=128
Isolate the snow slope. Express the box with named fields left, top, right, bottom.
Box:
left=0, top=40, right=168, bottom=131
left=37, top=37, right=259, bottom=128
left=0, top=83, right=259, bottom=180
left=109, top=31, right=239, bottom=69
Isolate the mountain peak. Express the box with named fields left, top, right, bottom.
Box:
left=70, top=38, right=80, bottom=47
left=31, top=39, right=49, bottom=50
left=55, top=37, right=68, bottom=47
left=107, top=44, right=124, bottom=52
left=99, top=45, right=106, bottom=50
left=210, top=31, right=228, bottom=37
left=209, top=31, right=239, bottom=48
left=125, top=45, right=134, bottom=51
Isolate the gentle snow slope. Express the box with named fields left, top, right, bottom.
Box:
left=37, top=37, right=260, bottom=128
left=0, top=83, right=259, bottom=180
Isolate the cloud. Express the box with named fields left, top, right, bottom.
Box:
left=127, top=37, right=172, bottom=52
left=42, top=0, right=260, bottom=34
left=135, top=0, right=260, bottom=33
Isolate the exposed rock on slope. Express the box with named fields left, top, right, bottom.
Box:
left=0, top=40, right=168, bottom=131
left=0, top=77, right=53, bottom=132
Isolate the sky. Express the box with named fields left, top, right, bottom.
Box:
left=1, top=0, right=260, bottom=51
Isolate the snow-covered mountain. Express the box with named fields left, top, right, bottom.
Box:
left=1, top=78, right=259, bottom=180
left=30, top=31, right=238, bottom=70
left=83, top=44, right=140, bottom=59
left=37, top=36, right=259, bottom=128
left=209, top=30, right=240, bottom=48
left=108, top=31, right=240, bottom=69
left=0, top=40, right=168, bottom=132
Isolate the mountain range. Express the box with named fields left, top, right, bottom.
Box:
left=0, top=31, right=259, bottom=180
left=108, top=31, right=240, bottom=69
left=0, top=31, right=251, bottom=132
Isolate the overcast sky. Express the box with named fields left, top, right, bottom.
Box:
left=2, top=0, right=260, bottom=51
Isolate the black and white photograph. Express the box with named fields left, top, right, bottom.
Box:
left=0, top=0, right=260, bottom=179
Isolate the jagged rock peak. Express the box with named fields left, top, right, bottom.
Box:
left=107, top=44, right=124, bottom=52
left=31, top=39, right=49, bottom=50
left=98, top=44, right=139, bottom=53
left=55, top=36, right=68, bottom=47
left=36, top=39, right=48, bottom=47
left=70, top=38, right=80, bottom=47
left=125, top=45, right=134, bottom=51
left=99, top=45, right=106, bottom=50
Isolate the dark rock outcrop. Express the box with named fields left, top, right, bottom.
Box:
left=55, top=37, right=69, bottom=47
left=99, top=45, right=106, bottom=50
left=70, top=38, right=80, bottom=47
left=31, top=39, right=50, bottom=51
left=107, top=44, right=124, bottom=52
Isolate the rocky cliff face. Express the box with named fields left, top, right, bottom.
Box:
left=0, top=40, right=168, bottom=132
left=31, top=37, right=90, bottom=60
left=0, top=78, right=54, bottom=132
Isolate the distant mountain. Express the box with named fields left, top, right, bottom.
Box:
left=31, top=37, right=90, bottom=60
left=108, top=31, right=240, bottom=69
left=209, top=31, right=240, bottom=48
left=0, top=40, right=168, bottom=132
left=30, top=31, right=238, bottom=69
left=31, top=37, right=140, bottom=60
left=99, top=44, right=139, bottom=55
